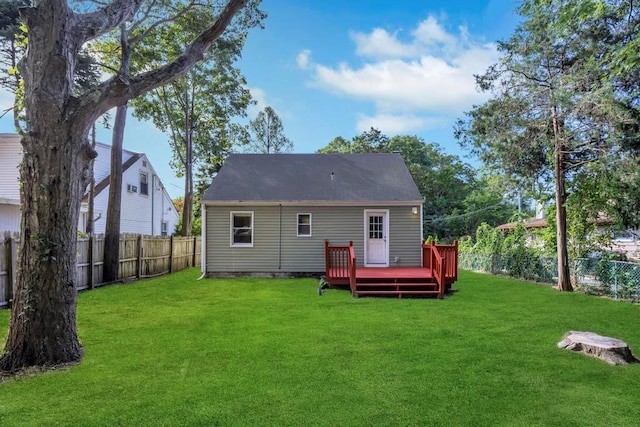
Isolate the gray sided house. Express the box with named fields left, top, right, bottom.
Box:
left=201, top=153, right=424, bottom=275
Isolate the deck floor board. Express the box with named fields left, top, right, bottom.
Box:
left=355, top=267, right=433, bottom=281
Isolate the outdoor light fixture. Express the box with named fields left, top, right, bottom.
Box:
left=412, top=206, right=418, bottom=215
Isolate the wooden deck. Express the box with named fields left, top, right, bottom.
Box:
left=324, top=241, right=458, bottom=298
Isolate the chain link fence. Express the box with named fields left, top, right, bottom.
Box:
left=459, top=252, right=640, bottom=302
left=574, top=258, right=640, bottom=301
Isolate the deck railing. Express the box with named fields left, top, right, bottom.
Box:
left=422, top=241, right=459, bottom=288
left=347, top=244, right=356, bottom=295
left=325, top=240, right=458, bottom=298
left=324, top=240, right=356, bottom=287
left=432, top=247, right=446, bottom=298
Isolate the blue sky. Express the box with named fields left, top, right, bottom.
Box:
left=0, top=0, right=521, bottom=199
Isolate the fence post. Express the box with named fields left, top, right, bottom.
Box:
left=136, top=234, right=143, bottom=279
left=88, top=234, right=94, bottom=290
left=169, top=235, right=174, bottom=273
left=192, top=237, right=197, bottom=267
left=4, top=237, right=12, bottom=306
left=613, top=262, right=618, bottom=300
left=9, top=236, right=18, bottom=305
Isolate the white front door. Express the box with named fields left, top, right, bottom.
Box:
left=365, top=210, right=388, bottom=266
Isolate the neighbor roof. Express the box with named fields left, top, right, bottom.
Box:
left=202, top=153, right=422, bottom=203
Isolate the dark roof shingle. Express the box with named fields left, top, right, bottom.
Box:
left=203, top=153, right=422, bottom=203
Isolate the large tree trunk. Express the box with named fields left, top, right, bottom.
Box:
left=0, top=0, right=249, bottom=374
left=0, top=129, right=92, bottom=371
left=103, top=104, right=127, bottom=282
left=0, top=1, right=94, bottom=372
left=552, top=106, right=572, bottom=292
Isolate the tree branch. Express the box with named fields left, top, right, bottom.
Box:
left=68, top=0, right=248, bottom=126
left=74, top=0, right=144, bottom=44
left=128, top=0, right=199, bottom=45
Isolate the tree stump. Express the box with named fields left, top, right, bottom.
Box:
left=557, top=331, right=639, bottom=365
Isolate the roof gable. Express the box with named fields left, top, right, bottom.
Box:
left=203, top=153, right=422, bottom=203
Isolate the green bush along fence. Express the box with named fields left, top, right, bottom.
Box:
left=459, top=252, right=640, bottom=302
left=0, top=233, right=201, bottom=309
left=574, top=258, right=640, bottom=301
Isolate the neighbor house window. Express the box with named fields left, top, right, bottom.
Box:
left=161, top=221, right=168, bottom=236
left=140, top=172, right=149, bottom=196
left=297, top=213, right=312, bottom=237
left=230, top=211, right=253, bottom=247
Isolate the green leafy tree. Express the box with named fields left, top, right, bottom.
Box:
left=455, top=0, right=636, bottom=291
left=0, top=0, right=27, bottom=96
left=0, top=0, right=256, bottom=374
left=132, top=10, right=259, bottom=235
left=246, top=106, right=293, bottom=153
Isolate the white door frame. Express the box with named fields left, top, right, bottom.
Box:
left=364, top=209, right=389, bottom=267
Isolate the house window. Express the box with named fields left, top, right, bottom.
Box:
left=161, top=221, right=168, bottom=236
left=140, top=172, right=149, bottom=196
left=297, top=213, right=312, bottom=237
left=230, top=211, right=253, bottom=247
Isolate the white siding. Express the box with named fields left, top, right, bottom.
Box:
left=0, top=204, right=20, bottom=233
left=89, top=156, right=179, bottom=236
left=0, top=134, right=178, bottom=236
left=93, top=142, right=136, bottom=185
left=0, top=134, right=22, bottom=202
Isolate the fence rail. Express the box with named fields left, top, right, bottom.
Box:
left=459, top=252, right=640, bottom=302
left=0, top=233, right=201, bottom=309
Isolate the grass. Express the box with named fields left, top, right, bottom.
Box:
left=0, top=269, right=639, bottom=426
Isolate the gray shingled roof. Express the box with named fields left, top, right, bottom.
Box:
left=202, top=153, right=422, bottom=203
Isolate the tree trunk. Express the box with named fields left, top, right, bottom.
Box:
left=103, top=104, right=127, bottom=282
left=182, top=133, right=193, bottom=237
left=0, top=128, right=92, bottom=372
left=0, top=0, right=95, bottom=372
left=86, top=125, right=97, bottom=234
left=0, top=0, right=250, bottom=374
left=552, top=106, right=572, bottom=292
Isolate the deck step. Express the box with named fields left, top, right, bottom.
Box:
left=355, top=290, right=442, bottom=296
left=357, top=290, right=441, bottom=294
left=356, top=282, right=437, bottom=287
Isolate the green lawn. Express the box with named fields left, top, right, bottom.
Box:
left=0, top=269, right=639, bottom=426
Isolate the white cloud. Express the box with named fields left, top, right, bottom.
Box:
left=356, top=113, right=446, bottom=134
left=247, top=86, right=268, bottom=117
left=300, top=15, right=499, bottom=134
left=313, top=53, right=495, bottom=114
left=296, top=49, right=312, bottom=69
left=413, top=16, right=458, bottom=50
left=350, top=28, right=418, bottom=59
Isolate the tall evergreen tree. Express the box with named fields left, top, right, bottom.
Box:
left=455, top=0, right=636, bottom=291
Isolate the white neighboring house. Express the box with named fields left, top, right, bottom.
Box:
left=0, top=133, right=179, bottom=235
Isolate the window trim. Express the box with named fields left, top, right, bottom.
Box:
left=139, top=172, right=149, bottom=196
left=297, top=213, right=312, bottom=237
left=230, top=211, right=254, bottom=247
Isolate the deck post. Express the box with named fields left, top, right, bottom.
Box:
left=324, top=240, right=330, bottom=280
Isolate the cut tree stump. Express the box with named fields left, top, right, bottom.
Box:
left=557, top=331, right=639, bottom=365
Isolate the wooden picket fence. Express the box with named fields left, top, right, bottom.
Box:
left=0, top=233, right=201, bottom=309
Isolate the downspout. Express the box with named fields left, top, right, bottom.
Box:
left=198, top=203, right=207, bottom=280
left=278, top=204, right=282, bottom=270
left=151, top=174, right=155, bottom=235
left=420, top=203, right=424, bottom=266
